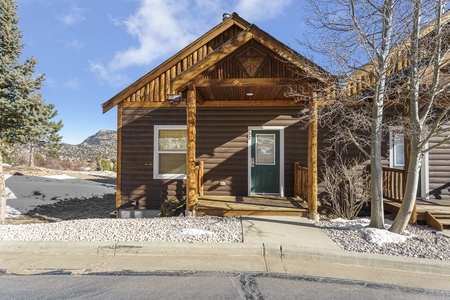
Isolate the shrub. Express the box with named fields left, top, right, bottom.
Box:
left=322, top=157, right=370, bottom=220
left=160, top=198, right=186, bottom=217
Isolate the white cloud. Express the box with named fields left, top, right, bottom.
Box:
left=57, top=6, right=89, bottom=26
left=63, top=78, right=80, bottom=90
left=89, top=61, right=130, bottom=87
left=235, top=0, right=292, bottom=21
left=91, top=0, right=293, bottom=86
left=108, top=0, right=198, bottom=71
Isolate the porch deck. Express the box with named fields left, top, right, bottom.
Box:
left=197, top=196, right=308, bottom=217
left=384, top=198, right=450, bottom=230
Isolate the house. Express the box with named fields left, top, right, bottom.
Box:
left=103, top=12, right=450, bottom=224
left=102, top=13, right=333, bottom=218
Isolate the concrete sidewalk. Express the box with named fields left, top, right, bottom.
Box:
left=1, top=216, right=450, bottom=292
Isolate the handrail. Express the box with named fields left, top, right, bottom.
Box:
left=294, top=162, right=308, bottom=200
left=382, top=167, right=405, bottom=203
left=195, top=161, right=204, bottom=197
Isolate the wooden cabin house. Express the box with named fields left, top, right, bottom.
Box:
left=103, top=12, right=450, bottom=224
left=102, top=13, right=332, bottom=218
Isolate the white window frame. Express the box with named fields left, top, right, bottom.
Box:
left=389, top=127, right=405, bottom=168
left=388, top=126, right=429, bottom=199
left=153, top=125, right=187, bottom=180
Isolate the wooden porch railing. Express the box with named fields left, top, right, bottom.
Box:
left=195, top=161, right=204, bottom=197
left=294, top=162, right=308, bottom=200
left=382, top=167, right=405, bottom=203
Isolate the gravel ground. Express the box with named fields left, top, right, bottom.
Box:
left=315, top=218, right=450, bottom=261
left=0, top=216, right=243, bottom=243
left=2, top=176, right=449, bottom=260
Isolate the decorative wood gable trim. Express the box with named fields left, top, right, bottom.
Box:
left=102, top=13, right=250, bottom=113
left=171, top=25, right=332, bottom=93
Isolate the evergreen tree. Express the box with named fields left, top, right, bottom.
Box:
left=0, top=0, right=61, bottom=223
left=23, top=93, right=63, bottom=167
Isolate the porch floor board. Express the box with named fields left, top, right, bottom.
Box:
left=197, top=196, right=308, bottom=217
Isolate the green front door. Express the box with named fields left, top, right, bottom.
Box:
left=251, top=130, right=280, bottom=195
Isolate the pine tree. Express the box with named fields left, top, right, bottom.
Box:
left=0, top=0, right=61, bottom=223
left=23, top=93, right=63, bottom=167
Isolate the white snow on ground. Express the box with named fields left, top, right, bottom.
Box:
left=182, top=228, right=214, bottom=236
left=330, top=217, right=409, bottom=246
left=5, top=180, right=20, bottom=218
left=5, top=206, right=22, bottom=219
left=42, top=174, right=77, bottom=180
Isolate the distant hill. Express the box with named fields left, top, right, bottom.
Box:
left=60, top=130, right=117, bottom=160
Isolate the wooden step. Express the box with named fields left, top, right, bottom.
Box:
left=425, top=212, right=450, bottom=231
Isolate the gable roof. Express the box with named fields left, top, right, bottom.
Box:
left=102, top=13, right=331, bottom=113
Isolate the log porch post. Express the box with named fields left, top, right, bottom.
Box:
left=307, top=92, right=319, bottom=221
left=186, top=84, right=197, bottom=215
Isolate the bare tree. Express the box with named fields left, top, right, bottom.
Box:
left=390, top=0, right=450, bottom=233
left=300, top=0, right=407, bottom=229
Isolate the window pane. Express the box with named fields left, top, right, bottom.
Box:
left=256, top=134, right=275, bottom=165
left=159, top=153, right=186, bottom=174
left=159, top=130, right=187, bottom=151
left=394, top=135, right=404, bottom=166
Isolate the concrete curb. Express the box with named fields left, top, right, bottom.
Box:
left=279, top=244, right=450, bottom=276
left=1, top=241, right=449, bottom=277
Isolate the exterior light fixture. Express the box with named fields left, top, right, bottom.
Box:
left=246, top=92, right=254, bottom=96
left=167, top=94, right=182, bottom=104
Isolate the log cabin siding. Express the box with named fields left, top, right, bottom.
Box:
left=119, top=105, right=316, bottom=210
left=428, top=134, right=450, bottom=200
left=196, top=107, right=308, bottom=197
left=121, top=107, right=186, bottom=209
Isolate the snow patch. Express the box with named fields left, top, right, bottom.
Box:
left=42, top=174, right=77, bottom=180
left=182, top=228, right=214, bottom=236
left=330, top=217, right=409, bottom=246
left=360, top=227, right=407, bottom=246
left=6, top=206, right=22, bottom=218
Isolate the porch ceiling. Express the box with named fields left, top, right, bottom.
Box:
left=192, top=77, right=318, bottom=103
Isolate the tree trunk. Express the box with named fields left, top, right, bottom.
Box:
left=389, top=150, right=422, bottom=233
left=0, top=151, right=6, bottom=224
left=28, top=143, right=35, bottom=167
left=369, top=99, right=385, bottom=229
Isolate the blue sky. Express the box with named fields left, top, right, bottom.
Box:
left=16, top=0, right=310, bottom=145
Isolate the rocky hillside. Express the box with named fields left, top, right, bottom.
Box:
left=60, top=129, right=117, bottom=160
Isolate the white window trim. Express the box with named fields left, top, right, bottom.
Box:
left=388, top=126, right=429, bottom=199
left=389, top=126, right=405, bottom=168
left=153, top=125, right=187, bottom=180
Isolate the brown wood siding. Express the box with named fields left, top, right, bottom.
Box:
left=428, top=134, right=450, bottom=200
left=197, top=107, right=309, bottom=197
left=120, top=105, right=319, bottom=210
left=120, top=107, right=186, bottom=209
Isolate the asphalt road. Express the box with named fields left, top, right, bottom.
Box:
left=0, top=271, right=449, bottom=300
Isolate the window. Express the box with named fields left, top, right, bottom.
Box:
left=154, top=125, right=187, bottom=179
left=393, top=132, right=405, bottom=167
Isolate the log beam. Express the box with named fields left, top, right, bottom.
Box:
left=186, top=85, right=198, bottom=215
left=307, top=92, right=319, bottom=221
